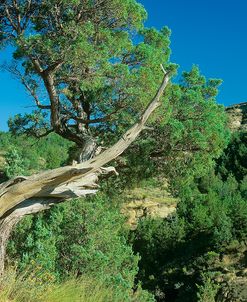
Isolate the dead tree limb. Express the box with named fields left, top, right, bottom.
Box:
left=0, top=70, right=170, bottom=273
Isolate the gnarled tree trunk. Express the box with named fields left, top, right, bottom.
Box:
left=0, top=70, right=170, bottom=274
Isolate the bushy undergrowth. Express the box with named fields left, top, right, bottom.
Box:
left=130, top=132, right=247, bottom=301
left=0, top=132, right=72, bottom=177
left=0, top=106, right=245, bottom=301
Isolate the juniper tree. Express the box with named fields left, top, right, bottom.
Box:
left=1, top=0, right=173, bottom=161
left=0, top=0, right=175, bottom=273
left=0, top=0, right=229, bottom=276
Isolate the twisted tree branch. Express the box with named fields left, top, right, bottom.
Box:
left=0, top=70, right=170, bottom=218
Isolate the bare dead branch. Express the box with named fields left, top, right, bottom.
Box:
left=0, top=69, right=170, bottom=218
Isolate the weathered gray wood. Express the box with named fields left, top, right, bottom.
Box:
left=0, top=70, right=170, bottom=273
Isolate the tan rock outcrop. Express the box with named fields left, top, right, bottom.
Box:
left=121, top=184, right=177, bottom=229
left=226, top=102, right=247, bottom=132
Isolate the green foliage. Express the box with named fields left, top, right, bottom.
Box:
left=0, top=132, right=72, bottom=176
left=8, top=111, right=50, bottom=138
left=0, top=130, right=155, bottom=300
left=1, top=0, right=176, bottom=144
left=130, top=131, right=247, bottom=301
left=7, top=194, right=153, bottom=301
left=4, top=148, right=25, bottom=178
left=1, top=66, right=232, bottom=302
left=196, top=274, right=219, bottom=302
left=216, top=131, right=247, bottom=181
left=161, top=66, right=229, bottom=185
left=117, top=66, right=229, bottom=191
left=0, top=2, right=241, bottom=302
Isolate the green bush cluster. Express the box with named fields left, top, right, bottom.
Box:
left=130, top=131, right=247, bottom=301
left=0, top=132, right=72, bottom=176
left=0, top=55, right=244, bottom=302
left=1, top=118, right=245, bottom=302
left=7, top=194, right=153, bottom=301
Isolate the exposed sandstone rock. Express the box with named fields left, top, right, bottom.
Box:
left=121, top=184, right=177, bottom=229
left=226, top=102, right=247, bottom=132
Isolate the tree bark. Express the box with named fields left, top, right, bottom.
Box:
left=78, top=138, right=97, bottom=162
left=0, top=70, right=170, bottom=274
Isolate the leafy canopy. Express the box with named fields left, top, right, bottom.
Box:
left=1, top=0, right=175, bottom=150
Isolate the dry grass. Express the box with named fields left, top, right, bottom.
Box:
left=0, top=269, right=120, bottom=302
left=125, top=186, right=178, bottom=205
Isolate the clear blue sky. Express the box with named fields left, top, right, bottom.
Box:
left=0, top=0, right=247, bottom=131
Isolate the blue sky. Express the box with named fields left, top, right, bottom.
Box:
left=0, top=0, right=247, bottom=131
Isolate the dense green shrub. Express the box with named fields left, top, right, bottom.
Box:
left=131, top=147, right=247, bottom=301
left=7, top=194, right=153, bottom=301
left=4, top=148, right=25, bottom=178
left=216, top=132, right=247, bottom=181
left=196, top=274, right=219, bottom=302
left=0, top=132, right=72, bottom=176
